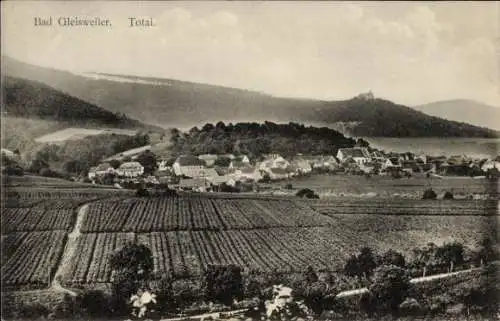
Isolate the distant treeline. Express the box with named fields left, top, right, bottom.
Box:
left=169, top=121, right=357, bottom=158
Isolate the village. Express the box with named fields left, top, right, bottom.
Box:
left=86, top=146, right=500, bottom=193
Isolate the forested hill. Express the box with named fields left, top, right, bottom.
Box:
left=2, top=76, right=147, bottom=129
left=3, top=56, right=498, bottom=138
left=169, top=121, right=357, bottom=158
left=308, top=97, right=499, bottom=138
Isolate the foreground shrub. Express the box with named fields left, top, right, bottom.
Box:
left=204, top=265, right=243, bottom=306
left=79, top=290, right=111, bottom=317
left=368, top=265, right=411, bottom=316
left=18, top=303, right=50, bottom=319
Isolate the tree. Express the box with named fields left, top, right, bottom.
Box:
left=109, top=159, right=122, bottom=169
left=214, top=156, right=231, bottom=167
left=62, top=159, right=89, bottom=175
left=29, top=158, right=49, bottom=173
left=304, top=266, right=319, bottom=283
left=343, top=255, right=361, bottom=281
left=411, top=243, right=438, bottom=277
left=369, top=265, right=411, bottom=316
left=379, top=249, right=406, bottom=268
left=109, top=241, right=154, bottom=314
left=204, top=265, right=243, bottom=306
left=358, top=247, right=377, bottom=279
left=435, top=242, right=464, bottom=272
left=137, top=150, right=157, bottom=175
left=474, top=237, right=498, bottom=266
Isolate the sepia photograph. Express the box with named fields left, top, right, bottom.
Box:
left=1, top=1, right=499, bottom=320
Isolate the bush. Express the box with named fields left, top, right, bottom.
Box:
left=136, top=188, right=150, bottom=197
left=80, top=290, right=111, bottom=317
left=18, top=303, right=50, bottom=319
left=399, top=297, right=424, bottom=316
left=443, top=191, right=454, bottom=200
left=422, top=188, right=437, bottom=200
left=296, top=188, right=319, bottom=199
left=368, top=265, right=411, bottom=315
left=204, top=265, right=243, bottom=306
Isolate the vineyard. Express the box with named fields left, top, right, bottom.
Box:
left=2, top=208, right=75, bottom=233
left=1, top=231, right=66, bottom=288
left=80, top=196, right=333, bottom=232
left=61, top=213, right=494, bottom=285
left=1, top=190, right=497, bottom=289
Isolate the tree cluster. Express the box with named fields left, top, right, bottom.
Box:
left=169, top=121, right=356, bottom=159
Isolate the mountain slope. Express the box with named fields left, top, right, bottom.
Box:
left=414, top=99, right=500, bottom=131
left=2, top=56, right=497, bottom=138
left=2, top=76, right=143, bottom=128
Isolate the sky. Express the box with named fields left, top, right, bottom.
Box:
left=2, top=1, right=499, bottom=106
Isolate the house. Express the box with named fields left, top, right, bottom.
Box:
left=117, top=162, right=144, bottom=177
left=157, top=160, right=171, bottom=172
left=259, top=154, right=290, bottom=171
left=415, top=153, right=427, bottom=164
left=178, top=178, right=210, bottom=192
left=198, top=154, right=218, bottom=166
left=88, top=162, right=115, bottom=179
left=360, top=161, right=377, bottom=174
left=313, top=156, right=338, bottom=169
left=401, top=160, right=421, bottom=173
left=267, top=167, right=292, bottom=180
left=231, top=165, right=262, bottom=182
left=481, top=160, right=500, bottom=172
left=448, top=155, right=470, bottom=166
left=183, top=167, right=219, bottom=180
left=173, top=155, right=206, bottom=176
left=209, top=175, right=236, bottom=187
left=369, top=150, right=387, bottom=162
left=229, top=157, right=251, bottom=170
left=289, top=158, right=312, bottom=174
left=382, top=158, right=402, bottom=170
left=234, top=155, right=250, bottom=164
left=336, top=148, right=371, bottom=165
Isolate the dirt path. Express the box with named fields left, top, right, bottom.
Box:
left=50, top=204, right=90, bottom=296
left=159, top=308, right=248, bottom=321
left=335, top=267, right=481, bottom=298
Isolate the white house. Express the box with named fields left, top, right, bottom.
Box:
left=173, top=155, right=206, bottom=176
left=382, top=158, right=402, bottom=170
left=231, top=165, right=262, bottom=182
left=88, top=162, right=115, bottom=180
left=289, top=158, right=312, bottom=174
left=117, top=162, right=144, bottom=177
left=336, top=148, right=371, bottom=165
left=157, top=160, right=171, bottom=172
left=229, top=155, right=251, bottom=170
left=481, top=160, right=500, bottom=172
left=267, top=167, right=292, bottom=180
left=259, top=154, right=290, bottom=171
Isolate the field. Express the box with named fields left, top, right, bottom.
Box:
left=272, top=175, right=499, bottom=199
left=1, top=183, right=498, bottom=289
left=35, top=127, right=138, bottom=143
